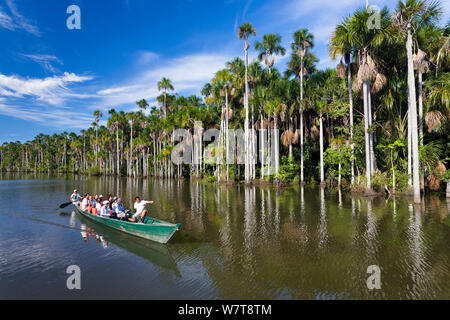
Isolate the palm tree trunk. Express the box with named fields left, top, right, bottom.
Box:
left=274, top=115, right=279, bottom=177
left=244, top=45, right=250, bottom=183
left=260, top=113, right=265, bottom=180
left=406, top=26, right=421, bottom=203
left=319, top=115, right=324, bottom=183
left=116, top=129, right=119, bottom=176
left=363, top=80, right=372, bottom=189
left=418, top=70, right=425, bottom=191
left=368, top=88, right=376, bottom=174
left=408, top=92, right=412, bottom=187
left=225, top=88, right=229, bottom=182
left=348, top=64, right=355, bottom=184
left=300, top=56, right=305, bottom=183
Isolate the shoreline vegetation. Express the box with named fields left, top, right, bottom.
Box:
left=1, top=2, right=449, bottom=200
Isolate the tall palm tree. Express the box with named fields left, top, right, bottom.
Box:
left=292, top=28, right=314, bottom=182
left=346, top=7, right=392, bottom=190
left=212, top=69, right=233, bottom=181
left=157, top=78, right=174, bottom=119
left=393, top=0, right=442, bottom=203
left=330, top=17, right=356, bottom=184
left=238, top=22, right=256, bottom=183
left=93, top=110, right=103, bottom=166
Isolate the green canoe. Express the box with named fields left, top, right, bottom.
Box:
left=73, top=205, right=181, bottom=244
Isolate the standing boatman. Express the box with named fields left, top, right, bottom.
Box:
left=70, top=189, right=81, bottom=206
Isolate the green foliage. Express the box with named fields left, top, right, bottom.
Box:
left=278, top=156, right=300, bottom=183
left=87, top=165, right=100, bottom=176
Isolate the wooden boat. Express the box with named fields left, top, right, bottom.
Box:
left=73, top=205, right=180, bottom=244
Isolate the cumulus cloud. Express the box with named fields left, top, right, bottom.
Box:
left=0, top=72, right=94, bottom=106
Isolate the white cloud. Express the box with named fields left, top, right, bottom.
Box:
left=0, top=103, right=95, bottom=129
left=135, top=51, right=159, bottom=65
left=21, top=54, right=63, bottom=73
left=0, top=72, right=94, bottom=105
left=0, top=0, right=40, bottom=36
left=96, top=53, right=232, bottom=108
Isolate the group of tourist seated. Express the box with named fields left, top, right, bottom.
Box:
left=70, top=189, right=154, bottom=223
left=80, top=193, right=130, bottom=221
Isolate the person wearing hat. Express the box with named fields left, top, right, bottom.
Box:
left=100, top=200, right=112, bottom=218
left=70, top=189, right=81, bottom=206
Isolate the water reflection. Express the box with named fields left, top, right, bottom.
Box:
left=73, top=211, right=179, bottom=274
left=407, top=204, right=427, bottom=299
left=1, top=174, right=450, bottom=299
left=318, top=186, right=328, bottom=249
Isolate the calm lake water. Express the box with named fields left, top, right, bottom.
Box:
left=0, top=174, right=449, bottom=299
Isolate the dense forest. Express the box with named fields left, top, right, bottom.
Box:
left=1, top=1, right=449, bottom=202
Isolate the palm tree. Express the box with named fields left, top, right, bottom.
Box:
left=157, top=78, right=174, bottom=118
left=126, top=112, right=136, bottom=176
left=255, top=33, right=286, bottom=74
left=292, top=28, right=314, bottom=182
left=238, top=22, right=256, bottom=183
left=330, top=18, right=356, bottom=184
left=345, top=7, right=392, bottom=190
left=136, top=99, right=149, bottom=114
left=393, top=0, right=442, bottom=203
left=108, top=111, right=122, bottom=176
left=93, top=110, right=103, bottom=166
left=212, top=69, right=233, bottom=181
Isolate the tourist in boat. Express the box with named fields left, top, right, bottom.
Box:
left=113, top=198, right=128, bottom=220
left=130, top=196, right=154, bottom=223
left=100, top=200, right=112, bottom=218
left=70, top=189, right=81, bottom=206
left=81, top=193, right=90, bottom=211
left=95, top=195, right=103, bottom=213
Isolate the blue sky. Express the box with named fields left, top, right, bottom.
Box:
left=0, top=0, right=448, bottom=143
